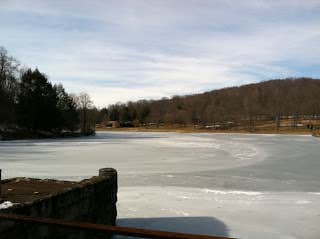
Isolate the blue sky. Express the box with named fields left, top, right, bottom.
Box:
left=1, top=0, right=319, bottom=107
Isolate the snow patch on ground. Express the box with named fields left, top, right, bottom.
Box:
left=0, top=201, right=14, bottom=209
left=309, top=192, right=320, bottom=195
left=203, top=189, right=263, bottom=196
left=296, top=200, right=311, bottom=204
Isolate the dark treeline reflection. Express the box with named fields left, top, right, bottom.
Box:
left=0, top=47, right=95, bottom=136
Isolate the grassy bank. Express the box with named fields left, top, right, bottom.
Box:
left=96, top=126, right=313, bottom=135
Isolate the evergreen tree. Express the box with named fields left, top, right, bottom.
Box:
left=17, top=69, right=60, bottom=132
left=54, top=84, right=80, bottom=132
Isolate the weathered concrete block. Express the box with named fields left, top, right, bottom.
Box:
left=0, top=168, right=117, bottom=239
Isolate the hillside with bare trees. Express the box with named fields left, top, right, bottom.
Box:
left=99, top=78, right=320, bottom=133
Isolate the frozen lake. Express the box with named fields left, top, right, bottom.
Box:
left=1, top=132, right=319, bottom=238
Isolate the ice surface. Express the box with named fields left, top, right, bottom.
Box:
left=0, top=132, right=320, bottom=238
left=117, top=186, right=320, bottom=239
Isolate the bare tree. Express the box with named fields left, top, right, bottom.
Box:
left=100, top=78, right=320, bottom=132
left=0, top=47, right=20, bottom=125
left=75, top=92, right=94, bottom=134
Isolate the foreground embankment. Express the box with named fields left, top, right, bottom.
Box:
left=0, top=168, right=117, bottom=239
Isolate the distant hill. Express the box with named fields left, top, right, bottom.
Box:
left=145, top=78, right=320, bottom=124
left=101, top=78, right=320, bottom=130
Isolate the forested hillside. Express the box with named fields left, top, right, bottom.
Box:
left=100, top=78, right=320, bottom=130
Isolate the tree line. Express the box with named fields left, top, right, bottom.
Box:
left=3, top=45, right=318, bottom=133
left=98, top=78, right=320, bottom=130
left=97, top=101, right=150, bottom=127
left=0, top=47, right=95, bottom=137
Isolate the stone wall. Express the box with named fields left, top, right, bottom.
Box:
left=0, top=168, right=117, bottom=239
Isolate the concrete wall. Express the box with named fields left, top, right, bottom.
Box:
left=0, top=168, right=117, bottom=239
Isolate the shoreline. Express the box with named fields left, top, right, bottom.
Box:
left=0, top=130, right=95, bottom=141
left=1, top=127, right=316, bottom=140
left=96, top=127, right=314, bottom=136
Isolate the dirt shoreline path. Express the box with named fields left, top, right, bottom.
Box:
left=97, top=127, right=312, bottom=135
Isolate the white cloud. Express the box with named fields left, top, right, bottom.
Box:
left=0, top=0, right=319, bottom=107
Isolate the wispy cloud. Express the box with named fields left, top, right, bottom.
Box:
left=1, top=0, right=319, bottom=107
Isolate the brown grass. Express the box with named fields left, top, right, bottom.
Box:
left=96, top=126, right=313, bottom=135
